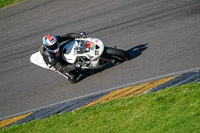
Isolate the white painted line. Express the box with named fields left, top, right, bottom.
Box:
left=1, top=67, right=200, bottom=121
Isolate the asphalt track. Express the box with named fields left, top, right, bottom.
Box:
left=0, top=0, right=200, bottom=119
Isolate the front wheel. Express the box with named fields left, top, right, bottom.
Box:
left=102, top=47, right=130, bottom=63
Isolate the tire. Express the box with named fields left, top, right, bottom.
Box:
left=105, top=47, right=130, bottom=62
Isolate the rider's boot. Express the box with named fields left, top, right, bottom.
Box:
left=64, top=72, right=77, bottom=83
left=58, top=64, right=78, bottom=83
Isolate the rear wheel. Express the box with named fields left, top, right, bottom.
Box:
left=103, top=47, right=130, bottom=63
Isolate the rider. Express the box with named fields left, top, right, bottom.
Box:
left=40, top=32, right=87, bottom=83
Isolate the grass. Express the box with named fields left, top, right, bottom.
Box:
left=0, top=0, right=23, bottom=9
left=1, top=82, right=200, bottom=133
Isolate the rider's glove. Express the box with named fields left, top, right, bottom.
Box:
left=79, top=32, right=87, bottom=38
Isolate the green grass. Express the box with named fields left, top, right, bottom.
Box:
left=1, top=82, right=200, bottom=133
left=0, top=0, right=23, bottom=9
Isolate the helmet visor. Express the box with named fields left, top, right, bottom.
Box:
left=47, top=42, right=59, bottom=50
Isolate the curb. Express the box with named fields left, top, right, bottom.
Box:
left=1, top=70, right=200, bottom=128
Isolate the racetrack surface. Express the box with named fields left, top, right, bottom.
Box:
left=0, top=0, right=200, bottom=118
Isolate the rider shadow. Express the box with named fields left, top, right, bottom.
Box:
left=77, top=43, right=148, bottom=82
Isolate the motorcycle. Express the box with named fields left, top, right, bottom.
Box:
left=30, top=37, right=130, bottom=82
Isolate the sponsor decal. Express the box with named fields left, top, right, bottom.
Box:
left=89, top=42, right=95, bottom=54
left=95, top=50, right=99, bottom=55
left=95, top=39, right=99, bottom=43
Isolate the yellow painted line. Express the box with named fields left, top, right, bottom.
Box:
left=84, top=86, right=136, bottom=107
left=111, top=82, right=150, bottom=99
left=128, top=76, right=177, bottom=96
left=0, top=112, right=33, bottom=128
left=84, top=75, right=177, bottom=108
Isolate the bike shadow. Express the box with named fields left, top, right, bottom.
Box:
left=76, top=43, right=148, bottom=82
left=127, top=43, right=148, bottom=60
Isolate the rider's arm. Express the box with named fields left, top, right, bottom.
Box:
left=56, top=32, right=87, bottom=43
left=45, top=53, right=64, bottom=70
left=42, top=50, right=56, bottom=66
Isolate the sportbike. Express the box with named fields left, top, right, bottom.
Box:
left=30, top=37, right=130, bottom=83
